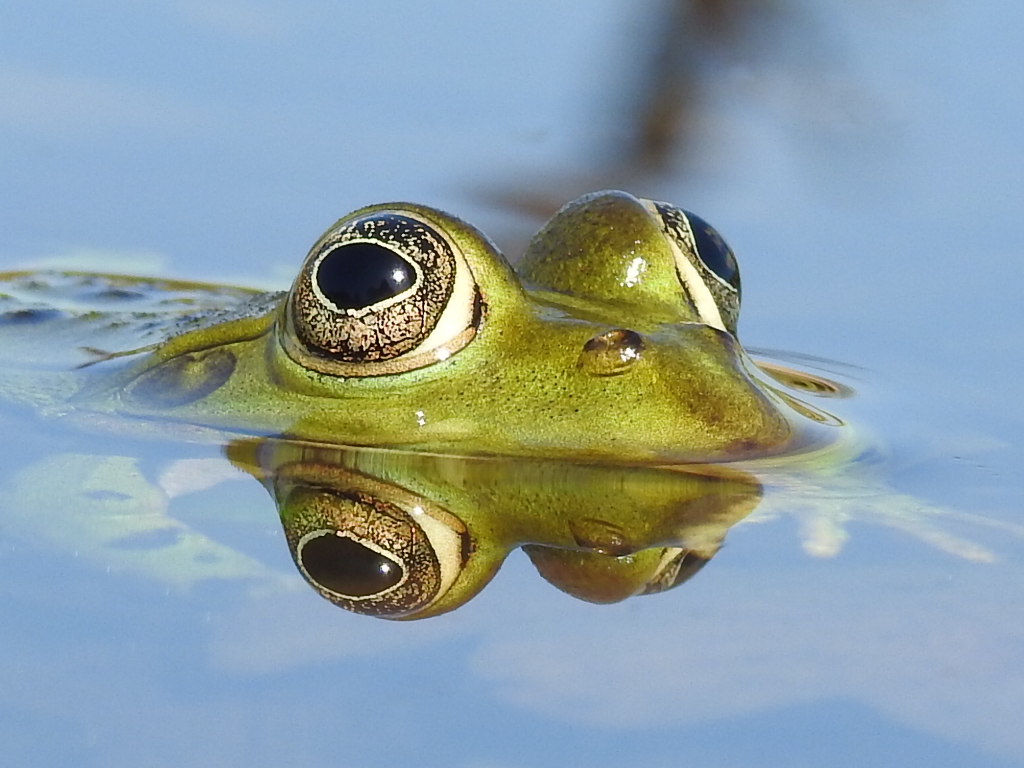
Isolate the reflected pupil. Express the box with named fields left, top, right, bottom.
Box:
left=685, top=211, right=738, bottom=287
left=316, top=242, right=415, bottom=310
left=301, top=533, right=403, bottom=597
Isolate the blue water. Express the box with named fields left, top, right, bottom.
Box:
left=1, top=1, right=1023, bottom=766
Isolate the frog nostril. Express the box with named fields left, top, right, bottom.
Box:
left=577, top=329, right=645, bottom=376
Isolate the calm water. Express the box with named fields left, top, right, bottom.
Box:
left=2, top=1, right=1023, bottom=766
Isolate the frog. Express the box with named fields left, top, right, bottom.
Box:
left=0, top=190, right=835, bottom=463
left=0, top=190, right=1014, bottom=619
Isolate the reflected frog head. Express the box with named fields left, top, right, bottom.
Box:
left=227, top=438, right=764, bottom=620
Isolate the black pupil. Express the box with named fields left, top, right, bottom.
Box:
left=316, top=242, right=415, bottom=310
left=301, top=533, right=403, bottom=597
left=684, top=211, right=738, bottom=287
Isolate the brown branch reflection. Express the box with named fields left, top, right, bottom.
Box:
left=621, top=0, right=782, bottom=173
left=485, top=0, right=797, bottom=231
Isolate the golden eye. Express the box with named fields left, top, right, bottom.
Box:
left=282, top=210, right=482, bottom=376
left=282, top=485, right=469, bottom=619
left=643, top=200, right=741, bottom=335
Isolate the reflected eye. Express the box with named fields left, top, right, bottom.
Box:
left=282, top=485, right=469, bottom=618
left=644, top=200, right=741, bottom=335
left=299, top=532, right=404, bottom=597
left=283, top=210, right=482, bottom=377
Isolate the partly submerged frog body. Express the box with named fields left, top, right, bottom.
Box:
left=0, top=191, right=1014, bottom=619
left=0, top=191, right=831, bottom=463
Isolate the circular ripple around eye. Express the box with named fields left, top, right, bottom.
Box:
left=128, top=348, right=236, bottom=408
left=757, top=362, right=854, bottom=399
left=316, top=242, right=416, bottom=311
left=300, top=533, right=403, bottom=597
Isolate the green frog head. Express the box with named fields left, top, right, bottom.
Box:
left=93, top=190, right=822, bottom=462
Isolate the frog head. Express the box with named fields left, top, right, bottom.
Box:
left=108, top=191, right=808, bottom=463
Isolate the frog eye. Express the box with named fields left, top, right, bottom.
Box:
left=638, top=548, right=711, bottom=594
left=282, top=487, right=469, bottom=619
left=283, top=210, right=482, bottom=376
left=644, top=200, right=741, bottom=334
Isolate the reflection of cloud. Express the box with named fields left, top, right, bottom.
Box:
left=0, top=66, right=214, bottom=138
left=468, top=564, right=1024, bottom=762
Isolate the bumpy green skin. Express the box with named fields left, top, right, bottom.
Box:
left=38, top=191, right=811, bottom=464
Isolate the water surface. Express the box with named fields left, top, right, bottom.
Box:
left=1, top=1, right=1023, bottom=766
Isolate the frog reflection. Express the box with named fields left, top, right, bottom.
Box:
left=228, top=439, right=763, bottom=619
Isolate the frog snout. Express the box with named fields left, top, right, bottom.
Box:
left=577, top=328, right=645, bottom=376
